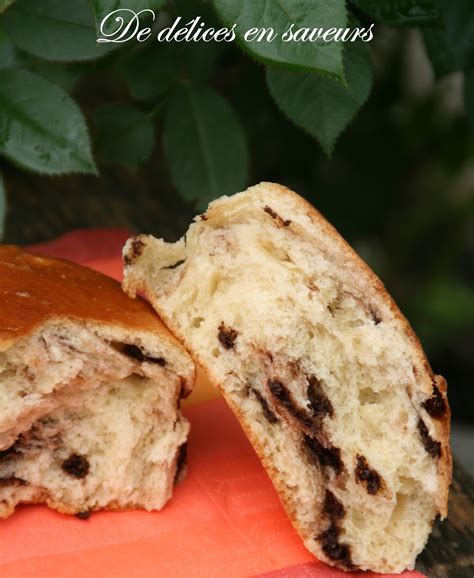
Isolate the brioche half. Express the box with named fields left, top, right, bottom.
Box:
left=122, top=183, right=451, bottom=573
left=0, top=246, right=194, bottom=518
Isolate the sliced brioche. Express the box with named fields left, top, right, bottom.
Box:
left=122, top=182, right=451, bottom=573
left=0, top=246, right=194, bottom=518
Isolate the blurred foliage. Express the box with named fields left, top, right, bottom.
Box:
left=354, top=0, right=441, bottom=27
left=93, top=102, right=155, bottom=170
left=0, top=0, right=472, bottom=419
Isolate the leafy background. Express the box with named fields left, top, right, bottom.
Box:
left=0, top=0, right=472, bottom=423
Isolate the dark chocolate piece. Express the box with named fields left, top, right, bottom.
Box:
left=76, top=510, right=92, bottom=520
left=0, top=476, right=28, bottom=487
left=174, top=442, right=188, bottom=483
left=303, top=435, right=343, bottom=475
left=122, top=344, right=166, bottom=366
left=423, top=385, right=447, bottom=418
left=418, top=418, right=442, bottom=458
left=317, top=491, right=354, bottom=568
left=369, top=307, right=382, bottom=325
left=217, top=323, right=238, bottom=350
left=317, top=523, right=353, bottom=568
left=307, top=376, right=334, bottom=418
left=252, top=389, right=279, bottom=424
left=323, top=490, right=345, bottom=521
left=62, top=454, right=90, bottom=479
left=0, top=445, right=19, bottom=461
left=355, top=455, right=382, bottom=495
left=131, top=237, right=145, bottom=257
left=179, top=377, right=190, bottom=399
left=164, top=259, right=186, bottom=270
left=268, top=379, right=316, bottom=431
left=124, top=237, right=145, bottom=265
left=263, top=205, right=291, bottom=227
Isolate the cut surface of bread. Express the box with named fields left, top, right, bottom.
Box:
left=0, top=246, right=194, bottom=518
left=122, top=183, right=451, bottom=573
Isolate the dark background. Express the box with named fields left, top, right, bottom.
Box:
left=1, top=26, right=473, bottom=425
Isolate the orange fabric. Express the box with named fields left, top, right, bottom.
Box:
left=0, top=400, right=424, bottom=578
left=0, top=254, right=426, bottom=577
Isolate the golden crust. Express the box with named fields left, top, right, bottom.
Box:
left=0, top=245, right=179, bottom=348
left=122, top=182, right=452, bottom=569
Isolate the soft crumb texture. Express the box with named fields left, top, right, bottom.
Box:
left=0, top=248, right=194, bottom=518
left=122, top=182, right=451, bottom=574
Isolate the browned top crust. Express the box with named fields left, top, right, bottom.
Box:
left=0, top=245, right=173, bottom=344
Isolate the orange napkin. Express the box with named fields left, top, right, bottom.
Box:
left=0, top=246, right=426, bottom=577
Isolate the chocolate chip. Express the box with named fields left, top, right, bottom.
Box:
left=370, top=307, right=382, bottom=325
left=317, top=523, right=353, bottom=568
left=263, top=205, right=291, bottom=227
left=251, top=389, right=279, bottom=424
left=174, top=442, right=188, bottom=483
left=76, top=511, right=91, bottom=520
left=131, top=237, right=144, bottom=257
left=122, top=344, right=166, bottom=366
left=422, top=385, right=447, bottom=418
left=132, top=237, right=145, bottom=258
left=62, top=454, right=90, bottom=479
left=179, top=377, right=190, bottom=399
left=268, top=379, right=316, bottom=431
left=323, top=490, right=345, bottom=521
left=124, top=237, right=145, bottom=266
left=303, top=435, right=343, bottom=475
left=217, top=323, right=238, bottom=350
left=264, top=205, right=278, bottom=219
left=355, top=455, right=382, bottom=495
left=307, top=376, right=334, bottom=418
left=0, top=476, right=28, bottom=487
left=0, top=445, right=19, bottom=461
left=417, top=418, right=442, bottom=458
left=164, top=259, right=186, bottom=270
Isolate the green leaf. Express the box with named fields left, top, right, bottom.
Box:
left=0, top=173, right=5, bottom=240
left=163, top=86, right=249, bottom=206
left=423, top=0, right=474, bottom=76
left=93, top=102, right=154, bottom=169
left=354, top=0, right=440, bottom=27
left=212, top=0, right=347, bottom=79
left=90, top=0, right=166, bottom=37
left=16, top=51, right=82, bottom=91
left=122, top=40, right=223, bottom=101
left=122, top=44, right=179, bottom=101
left=2, top=0, right=114, bottom=62
left=267, top=41, right=373, bottom=156
left=0, top=0, right=15, bottom=14
left=0, top=69, right=97, bottom=174
left=0, top=28, right=16, bottom=69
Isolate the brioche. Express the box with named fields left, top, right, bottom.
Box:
left=0, top=246, right=194, bottom=518
left=122, top=183, right=451, bottom=573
